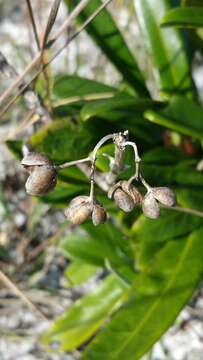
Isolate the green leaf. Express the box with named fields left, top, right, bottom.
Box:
left=59, top=222, right=134, bottom=269
left=181, top=0, right=203, bottom=5
left=80, top=95, right=164, bottom=144
left=132, top=210, right=203, bottom=245
left=81, top=226, right=203, bottom=359
left=64, top=260, right=100, bottom=286
left=144, top=95, right=203, bottom=140
left=6, top=139, right=23, bottom=159
left=131, top=210, right=203, bottom=269
left=31, top=120, right=95, bottom=163
left=81, top=96, right=161, bottom=122
left=41, top=275, right=127, bottom=351
left=161, top=7, right=203, bottom=28
left=65, top=0, right=148, bottom=96
left=53, top=74, right=116, bottom=117
left=134, top=0, right=194, bottom=96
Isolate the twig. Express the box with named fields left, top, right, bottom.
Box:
left=53, top=92, right=115, bottom=107
left=26, top=0, right=40, bottom=50
left=0, top=270, right=48, bottom=321
left=124, top=141, right=141, bottom=184
left=105, top=131, right=128, bottom=185
left=57, top=156, right=91, bottom=169
left=89, top=133, right=115, bottom=200
left=0, top=0, right=91, bottom=107
left=41, top=0, right=61, bottom=50
left=163, top=204, right=203, bottom=219
left=0, top=0, right=113, bottom=117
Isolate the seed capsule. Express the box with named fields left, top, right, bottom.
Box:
left=113, top=188, right=135, bottom=212
left=142, top=192, right=160, bottom=219
left=21, top=152, right=57, bottom=195
left=64, top=196, right=92, bottom=225
left=108, top=180, right=142, bottom=212
left=152, top=187, right=176, bottom=207
left=92, top=203, right=107, bottom=226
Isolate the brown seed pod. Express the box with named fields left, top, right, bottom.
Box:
left=21, top=152, right=57, bottom=195
left=113, top=188, right=135, bottom=212
left=64, top=196, right=92, bottom=225
left=142, top=192, right=160, bottom=219
left=121, top=180, right=142, bottom=205
left=108, top=180, right=142, bottom=212
left=92, top=203, right=107, bottom=226
left=152, top=187, right=176, bottom=207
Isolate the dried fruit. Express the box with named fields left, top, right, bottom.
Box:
left=108, top=180, right=142, bottom=212
left=92, top=203, right=107, bottom=226
left=64, top=196, right=92, bottom=225
left=152, top=187, right=176, bottom=207
left=21, top=152, right=57, bottom=195
left=65, top=196, right=107, bottom=226
left=142, top=192, right=160, bottom=219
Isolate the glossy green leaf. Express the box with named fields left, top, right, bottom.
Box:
left=134, top=0, right=194, bottom=96
left=144, top=95, right=203, bottom=140
left=53, top=74, right=116, bottom=117
left=81, top=96, right=161, bottom=122
left=65, top=0, right=148, bottom=96
left=80, top=95, right=164, bottom=143
left=31, top=120, right=95, bottom=162
left=132, top=210, right=203, bottom=245
left=131, top=210, right=203, bottom=269
left=161, top=7, right=203, bottom=28
left=42, top=275, right=127, bottom=351
left=82, top=226, right=203, bottom=359
left=64, top=260, right=100, bottom=286
left=59, top=222, right=134, bottom=269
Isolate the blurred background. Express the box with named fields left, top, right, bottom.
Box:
left=1, top=1, right=203, bottom=359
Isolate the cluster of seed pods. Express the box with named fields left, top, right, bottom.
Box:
left=21, top=134, right=176, bottom=225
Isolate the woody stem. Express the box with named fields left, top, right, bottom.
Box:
left=89, top=133, right=116, bottom=201
left=124, top=141, right=141, bottom=185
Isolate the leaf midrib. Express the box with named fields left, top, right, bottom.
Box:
left=110, top=232, right=195, bottom=358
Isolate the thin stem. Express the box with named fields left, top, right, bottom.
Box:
left=0, top=270, right=47, bottom=321
left=162, top=204, right=203, bottom=219
left=48, top=0, right=89, bottom=46
left=57, top=157, right=91, bottom=169
left=0, top=0, right=113, bottom=117
left=89, top=134, right=114, bottom=201
left=139, top=174, right=152, bottom=192
left=26, top=0, right=40, bottom=50
left=0, top=0, right=91, bottom=107
left=124, top=141, right=141, bottom=184
left=53, top=92, right=114, bottom=107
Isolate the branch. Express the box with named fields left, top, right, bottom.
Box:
left=0, top=270, right=48, bottom=321
left=0, top=0, right=113, bottom=117
left=0, top=0, right=91, bottom=107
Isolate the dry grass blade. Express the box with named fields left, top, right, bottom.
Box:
left=41, top=0, right=61, bottom=50
left=26, top=0, right=40, bottom=50
left=0, top=0, right=91, bottom=108
left=0, top=270, right=48, bottom=321
left=0, top=0, right=113, bottom=117
left=47, top=0, right=90, bottom=47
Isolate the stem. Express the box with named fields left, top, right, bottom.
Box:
left=124, top=141, right=141, bottom=184
left=57, top=156, right=91, bottom=169
left=89, top=133, right=115, bottom=200
left=26, top=0, right=40, bottom=51
left=163, top=204, right=203, bottom=219
left=0, top=270, right=47, bottom=321
left=0, top=0, right=91, bottom=107
left=139, top=174, right=152, bottom=192
left=0, top=0, right=113, bottom=117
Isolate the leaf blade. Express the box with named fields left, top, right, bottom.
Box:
left=81, top=226, right=203, bottom=359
